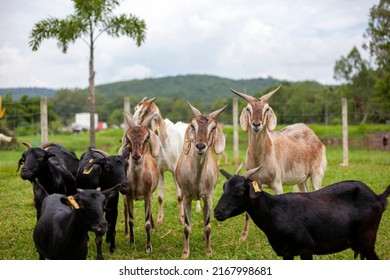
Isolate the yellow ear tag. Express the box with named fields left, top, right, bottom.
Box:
left=156, top=126, right=160, bottom=134
left=83, top=159, right=94, bottom=174
left=184, top=139, right=190, bottom=150
left=68, top=196, right=80, bottom=209
left=252, top=181, right=261, bottom=193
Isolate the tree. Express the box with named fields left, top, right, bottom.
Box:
left=363, top=0, right=390, bottom=104
left=334, top=47, right=376, bottom=124
left=29, top=0, right=146, bottom=147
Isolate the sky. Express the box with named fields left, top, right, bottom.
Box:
left=0, top=0, right=377, bottom=89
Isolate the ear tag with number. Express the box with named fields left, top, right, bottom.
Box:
left=252, top=181, right=261, bottom=193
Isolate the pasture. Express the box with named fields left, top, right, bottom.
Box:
left=0, top=126, right=389, bottom=260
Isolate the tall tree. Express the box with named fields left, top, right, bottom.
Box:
left=29, top=0, right=146, bottom=147
left=334, top=46, right=376, bottom=124
left=363, top=0, right=390, bottom=103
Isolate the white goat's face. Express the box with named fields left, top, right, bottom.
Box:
left=133, top=98, right=159, bottom=131
left=243, top=99, right=275, bottom=133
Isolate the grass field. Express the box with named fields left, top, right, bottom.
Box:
left=0, top=126, right=389, bottom=260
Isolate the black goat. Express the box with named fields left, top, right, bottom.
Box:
left=33, top=181, right=120, bottom=260
left=17, top=142, right=78, bottom=218
left=214, top=167, right=390, bottom=260
left=76, top=148, right=129, bottom=259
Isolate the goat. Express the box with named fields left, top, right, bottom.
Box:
left=32, top=180, right=120, bottom=260
left=175, top=102, right=227, bottom=259
left=214, top=167, right=390, bottom=260
left=231, top=85, right=327, bottom=240
left=17, top=142, right=78, bottom=219
left=132, top=97, right=192, bottom=224
left=122, top=113, right=160, bottom=253
left=76, top=148, right=129, bottom=259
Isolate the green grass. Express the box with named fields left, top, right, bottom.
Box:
left=0, top=127, right=389, bottom=260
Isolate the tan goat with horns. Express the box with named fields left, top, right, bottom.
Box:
left=175, top=102, right=227, bottom=259
left=231, top=84, right=327, bottom=240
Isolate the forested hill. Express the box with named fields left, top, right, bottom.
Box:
left=95, top=74, right=282, bottom=104
left=1, top=75, right=282, bottom=103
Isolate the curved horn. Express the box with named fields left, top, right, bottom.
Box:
left=22, top=142, right=33, bottom=149
left=235, top=163, right=244, bottom=175
left=187, top=101, right=201, bottom=116
left=140, top=97, right=147, bottom=103
left=209, top=104, right=228, bottom=119
left=230, top=88, right=255, bottom=102
left=261, top=84, right=282, bottom=101
left=91, top=148, right=110, bottom=158
left=40, top=142, right=54, bottom=150
left=243, top=166, right=262, bottom=179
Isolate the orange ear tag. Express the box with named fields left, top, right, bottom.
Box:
left=68, top=196, right=80, bottom=209
left=252, top=181, right=261, bottom=193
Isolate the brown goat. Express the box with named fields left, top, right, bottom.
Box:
left=231, top=85, right=327, bottom=240
left=175, top=102, right=227, bottom=259
left=122, top=113, right=160, bottom=253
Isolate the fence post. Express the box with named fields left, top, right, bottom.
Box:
left=233, top=97, right=239, bottom=165
left=40, top=96, right=48, bottom=144
left=123, top=97, right=131, bottom=132
left=342, top=98, right=348, bottom=166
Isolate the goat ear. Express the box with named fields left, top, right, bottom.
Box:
left=183, top=125, right=193, bottom=154
left=267, top=107, right=277, bottom=131
left=148, top=130, right=160, bottom=158
left=213, top=124, right=226, bottom=155
left=249, top=181, right=262, bottom=199
left=239, top=108, right=249, bottom=132
left=102, top=184, right=121, bottom=201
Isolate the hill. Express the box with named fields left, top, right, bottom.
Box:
left=0, top=87, right=56, bottom=100
left=95, top=74, right=282, bottom=104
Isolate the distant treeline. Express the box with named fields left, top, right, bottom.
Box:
left=1, top=75, right=389, bottom=136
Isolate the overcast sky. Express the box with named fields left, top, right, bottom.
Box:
left=0, top=0, right=376, bottom=89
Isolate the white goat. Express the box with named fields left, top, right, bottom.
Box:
left=175, top=102, right=227, bottom=259
left=122, top=113, right=160, bottom=253
left=231, top=85, right=327, bottom=240
left=132, top=97, right=200, bottom=224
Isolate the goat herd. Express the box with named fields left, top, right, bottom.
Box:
left=16, top=85, right=389, bottom=260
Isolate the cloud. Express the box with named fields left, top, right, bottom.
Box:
left=0, top=0, right=377, bottom=88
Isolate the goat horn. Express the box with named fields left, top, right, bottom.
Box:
left=40, top=142, right=54, bottom=150
left=243, top=166, right=262, bottom=179
left=91, top=148, right=110, bottom=158
left=147, top=97, right=157, bottom=103
left=235, top=163, right=243, bottom=175
left=230, top=88, right=255, bottom=102
left=124, top=112, right=135, bottom=127
left=140, top=97, right=147, bottom=103
left=209, top=104, right=228, bottom=119
left=187, top=101, right=201, bottom=116
left=261, top=84, right=282, bottom=101
left=22, top=142, right=33, bottom=149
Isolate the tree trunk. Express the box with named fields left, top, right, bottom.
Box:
left=88, top=32, right=96, bottom=148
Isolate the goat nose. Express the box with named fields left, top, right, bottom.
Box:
left=252, top=121, right=261, bottom=127
left=132, top=154, right=141, bottom=161
left=196, top=143, right=206, bottom=150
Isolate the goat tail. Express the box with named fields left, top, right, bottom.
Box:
left=378, top=184, right=390, bottom=209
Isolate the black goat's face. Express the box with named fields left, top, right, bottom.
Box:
left=214, top=171, right=250, bottom=221
left=18, top=148, right=54, bottom=180
left=101, top=156, right=129, bottom=194
left=63, top=189, right=108, bottom=235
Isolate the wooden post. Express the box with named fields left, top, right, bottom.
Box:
left=233, top=97, right=239, bottom=165
left=40, top=96, right=48, bottom=145
left=123, top=97, right=131, bottom=132
left=342, top=98, right=349, bottom=166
